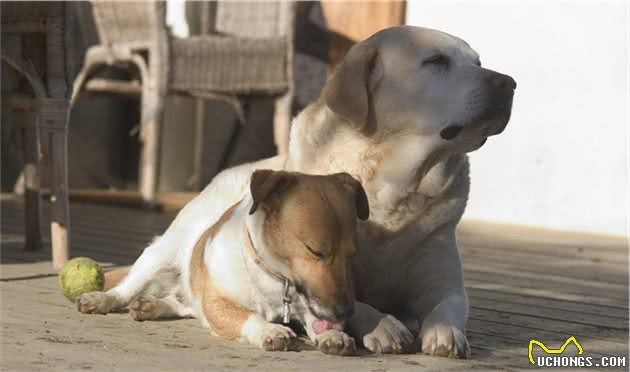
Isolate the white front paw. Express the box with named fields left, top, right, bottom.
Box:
left=420, top=322, right=470, bottom=358
left=129, top=295, right=161, bottom=321
left=316, top=330, right=356, bottom=356
left=77, top=291, right=116, bottom=314
left=251, top=323, right=296, bottom=351
left=363, top=314, right=414, bottom=354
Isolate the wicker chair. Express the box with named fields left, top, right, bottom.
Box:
left=72, top=1, right=295, bottom=204
left=1, top=2, right=75, bottom=269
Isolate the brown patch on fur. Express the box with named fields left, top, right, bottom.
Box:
left=104, top=267, right=130, bottom=291
left=198, top=288, right=255, bottom=341
left=190, top=201, right=253, bottom=340
left=249, top=170, right=295, bottom=215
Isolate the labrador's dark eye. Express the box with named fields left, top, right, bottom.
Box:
left=422, top=54, right=449, bottom=67
left=304, top=244, right=325, bottom=259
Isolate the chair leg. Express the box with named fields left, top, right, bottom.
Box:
left=47, top=124, right=70, bottom=269
left=273, top=91, right=293, bottom=155
left=138, top=93, right=164, bottom=205
left=15, top=111, right=42, bottom=252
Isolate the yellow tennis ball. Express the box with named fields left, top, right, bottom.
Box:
left=58, top=257, right=104, bottom=302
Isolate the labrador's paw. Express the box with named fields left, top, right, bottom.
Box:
left=363, top=314, right=414, bottom=354
left=77, top=291, right=116, bottom=314
left=316, top=330, right=356, bottom=356
left=253, top=323, right=296, bottom=351
left=129, top=295, right=161, bottom=321
left=420, top=322, right=470, bottom=358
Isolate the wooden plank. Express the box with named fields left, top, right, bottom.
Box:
left=470, top=307, right=627, bottom=342
left=468, top=330, right=627, bottom=356
left=1, top=221, right=155, bottom=248
left=2, top=200, right=175, bottom=226
left=465, top=334, right=621, bottom=372
left=2, top=205, right=173, bottom=236
left=461, top=242, right=627, bottom=267
left=462, top=252, right=628, bottom=284
left=464, top=262, right=628, bottom=293
left=459, top=220, right=628, bottom=252
left=470, top=298, right=628, bottom=330
left=467, top=287, right=630, bottom=319
left=466, top=280, right=628, bottom=309
left=37, top=188, right=196, bottom=212
left=2, top=223, right=162, bottom=248
left=467, top=328, right=627, bottom=361
left=464, top=270, right=628, bottom=304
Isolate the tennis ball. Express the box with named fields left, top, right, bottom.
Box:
left=58, top=257, right=104, bottom=302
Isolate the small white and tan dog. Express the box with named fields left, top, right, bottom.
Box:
left=78, top=170, right=411, bottom=355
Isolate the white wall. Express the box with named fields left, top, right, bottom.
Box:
left=407, top=2, right=628, bottom=237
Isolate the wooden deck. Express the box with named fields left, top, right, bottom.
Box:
left=1, top=194, right=628, bottom=371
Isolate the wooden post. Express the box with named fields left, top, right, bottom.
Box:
left=273, top=2, right=295, bottom=155
left=191, top=1, right=211, bottom=190
left=41, top=100, right=71, bottom=269
left=48, top=128, right=70, bottom=269
left=139, top=117, right=158, bottom=204
left=138, top=92, right=164, bottom=205
left=43, top=3, right=71, bottom=269
left=273, top=93, right=292, bottom=155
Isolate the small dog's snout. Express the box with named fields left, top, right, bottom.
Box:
left=489, top=73, right=517, bottom=90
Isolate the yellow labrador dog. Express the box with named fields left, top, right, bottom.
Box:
left=80, top=170, right=376, bottom=355
left=80, top=26, right=515, bottom=358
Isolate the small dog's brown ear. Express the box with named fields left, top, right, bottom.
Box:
left=249, top=170, right=294, bottom=215
left=334, top=173, right=370, bottom=220
left=322, top=43, right=380, bottom=132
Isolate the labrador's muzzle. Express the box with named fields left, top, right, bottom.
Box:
left=441, top=67, right=516, bottom=142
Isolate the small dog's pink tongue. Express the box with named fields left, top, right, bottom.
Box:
left=312, top=319, right=344, bottom=335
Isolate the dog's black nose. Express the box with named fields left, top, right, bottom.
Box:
left=440, top=125, right=464, bottom=140
left=489, top=73, right=517, bottom=90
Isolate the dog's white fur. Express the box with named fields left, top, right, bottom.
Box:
left=79, top=26, right=515, bottom=358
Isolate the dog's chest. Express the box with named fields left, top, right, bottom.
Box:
left=366, top=184, right=434, bottom=233
left=361, top=157, right=469, bottom=234
left=244, top=268, right=306, bottom=323
left=352, top=185, right=466, bottom=302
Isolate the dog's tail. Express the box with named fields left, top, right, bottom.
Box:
left=104, top=267, right=130, bottom=291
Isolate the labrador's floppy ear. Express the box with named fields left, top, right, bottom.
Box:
left=334, top=173, right=370, bottom=220
left=322, top=43, right=381, bottom=131
left=249, top=170, right=294, bottom=215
